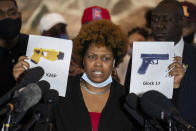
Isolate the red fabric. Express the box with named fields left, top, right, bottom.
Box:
left=81, top=6, right=111, bottom=24
left=89, top=112, right=101, bottom=131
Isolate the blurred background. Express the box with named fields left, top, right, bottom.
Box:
left=18, top=0, right=196, bottom=39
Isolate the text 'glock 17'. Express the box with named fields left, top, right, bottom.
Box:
left=138, top=54, right=169, bottom=75
left=31, top=48, right=64, bottom=64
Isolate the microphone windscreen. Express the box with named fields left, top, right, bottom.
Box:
left=124, top=103, right=145, bottom=126
left=37, top=80, right=50, bottom=96
left=22, top=66, right=45, bottom=85
left=140, top=90, right=193, bottom=129
left=140, top=90, right=173, bottom=120
left=125, top=93, right=139, bottom=109
left=13, top=83, right=42, bottom=112
left=0, top=66, right=45, bottom=106
left=44, top=89, right=59, bottom=104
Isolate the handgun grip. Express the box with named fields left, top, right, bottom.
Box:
left=138, top=59, right=150, bottom=74
left=31, top=52, right=41, bottom=64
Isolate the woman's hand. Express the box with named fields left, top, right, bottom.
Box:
left=13, top=56, right=30, bottom=81
left=168, top=56, right=185, bottom=89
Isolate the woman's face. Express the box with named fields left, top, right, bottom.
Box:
left=83, top=45, right=114, bottom=83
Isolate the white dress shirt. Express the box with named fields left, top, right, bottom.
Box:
left=174, top=37, right=184, bottom=57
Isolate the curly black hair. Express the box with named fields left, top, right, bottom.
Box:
left=73, top=19, right=128, bottom=68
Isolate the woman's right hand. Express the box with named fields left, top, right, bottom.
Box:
left=13, top=56, right=30, bottom=81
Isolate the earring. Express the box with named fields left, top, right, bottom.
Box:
left=113, top=60, right=115, bottom=67
left=112, top=68, right=120, bottom=82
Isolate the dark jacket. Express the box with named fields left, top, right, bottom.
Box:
left=172, top=43, right=196, bottom=127
left=0, top=34, right=29, bottom=97
left=52, top=75, right=135, bottom=131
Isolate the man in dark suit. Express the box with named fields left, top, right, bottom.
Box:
left=151, top=0, right=196, bottom=127
left=0, top=0, right=28, bottom=97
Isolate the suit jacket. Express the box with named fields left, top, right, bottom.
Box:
left=172, top=43, right=196, bottom=127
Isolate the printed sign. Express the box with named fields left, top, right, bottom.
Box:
left=26, top=35, right=73, bottom=97
left=129, top=42, right=174, bottom=98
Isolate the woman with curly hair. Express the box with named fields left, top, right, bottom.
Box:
left=13, top=20, right=135, bottom=130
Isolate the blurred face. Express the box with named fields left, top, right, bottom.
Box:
left=127, top=33, right=145, bottom=56
left=42, top=23, right=66, bottom=37
left=151, top=3, right=182, bottom=44
left=83, top=45, right=114, bottom=83
left=0, top=0, right=21, bottom=40
left=0, top=0, right=20, bottom=20
left=182, top=18, right=196, bottom=36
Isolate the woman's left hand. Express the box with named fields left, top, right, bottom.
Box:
left=168, top=56, right=185, bottom=89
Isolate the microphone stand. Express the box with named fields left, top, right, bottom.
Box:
left=22, top=112, right=41, bottom=131
left=167, top=119, right=195, bottom=131
left=1, top=111, right=12, bottom=131
left=22, top=103, right=51, bottom=131
left=168, top=119, right=173, bottom=131
left=9, top=111, right=27, bottom=131
left=33, top=104, right=51, bottom=131
left=144, top=119, right=165, bottom=131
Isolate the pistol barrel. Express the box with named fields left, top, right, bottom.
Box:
left=140, top=54, right=169, bottom=60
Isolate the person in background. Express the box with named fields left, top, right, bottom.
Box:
left=13, top=20, right=135, bottom=131
left=116, top=27, right=148, bottom=89
left=151, top=0, right=196, bottom=126
left=181, top=1, right=196, bottom=45
left=39, top=12, right=69, bottom=39
left=0, top=0, right=28, bottom=97
left=127, top=27, right=149, bottom=57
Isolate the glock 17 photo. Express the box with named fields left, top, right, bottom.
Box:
left=138, top=54, right=169, bottom=74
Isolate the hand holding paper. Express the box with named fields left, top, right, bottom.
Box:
left=168, top=56, right=185, bottom=89
left=13, top=56, right=30, bottom=81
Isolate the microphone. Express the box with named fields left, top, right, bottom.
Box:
left=44, top=89, right=59, bottom=104
left=23, top=89, right=59, bottom=131
left=140, top=90, right=193, bottom=129
left=0, top=80, right=50, bottom=116
left=124, top=93, right=145, bottom=127
left=21, top=104, right=44, bottom=131
left=125, top=93, right=140, bottom=109
left=0, top=66, right=45, bottom=106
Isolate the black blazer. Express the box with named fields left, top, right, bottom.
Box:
left=172, top=43, right=196, bottom=127
left=52, top=75, right=135, bottom=131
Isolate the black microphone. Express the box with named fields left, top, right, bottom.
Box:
left=0, top=80, right=50, bottom=116
left=0, top=66, right=45, bottom=106
left=44, top=89, right=59, bottom=104
left=125, top=93, right=140, bottom=109
left=140, top=90, right=193, bottom=129
left=21, top=104, right=43, bottom=131
left=12, top=80, right=50, bottom=125
left=124, top=93, right=145, bottom=127
left=24, top=89, right=59, bottom=131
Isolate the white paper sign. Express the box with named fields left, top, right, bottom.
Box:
left=26, top=35, right=73, bottom=97
left=129, top=42, right=174, bottom=98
